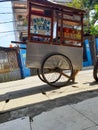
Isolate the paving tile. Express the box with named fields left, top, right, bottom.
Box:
left=84, top=126, right=98, bottom=130
left=71, top=97, right=98, bottom=124
left=0, top=117, right=31, bottom=130
left=31, top=105, right=94, bottom=130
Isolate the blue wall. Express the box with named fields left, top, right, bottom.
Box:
left=83, top=39, right=92, bottom=67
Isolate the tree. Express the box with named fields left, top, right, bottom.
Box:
left=67, top=0, right=98, bottom=9
left=89, top=4, right=98, bottom=64
left=90, top=5, right=98, bottom=24
left=66, top=0, right=84, bottom=9
left=89, top=4, right=98, bottom=37
left=67, top=0, right=98, bottom=64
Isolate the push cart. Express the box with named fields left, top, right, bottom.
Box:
left=26, top=0, right=85, bottom=87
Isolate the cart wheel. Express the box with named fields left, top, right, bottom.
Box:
left=37, top=68, right=45, bottom=82
left=93, top=61, right=98, bottom=82
left=41, top=53, right=73, bottom=87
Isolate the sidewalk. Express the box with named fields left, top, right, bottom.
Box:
left=31, top=96, right=98, bottom=130
left=0, top=69, right=98, bottom=129
left=0, top=96, right=98, bottom=130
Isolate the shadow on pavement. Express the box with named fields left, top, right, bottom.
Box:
left=0, top=86, right=98, bottom=123
left=0, top=81, right=74, bottom=102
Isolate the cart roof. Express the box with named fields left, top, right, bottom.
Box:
left=28, top=0, right=85, bottom=15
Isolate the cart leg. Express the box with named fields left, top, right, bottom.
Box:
left=71, top=70, right=79, bottom=83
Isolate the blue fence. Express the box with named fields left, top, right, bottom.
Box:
left=19, top=44, right=31, bottom=78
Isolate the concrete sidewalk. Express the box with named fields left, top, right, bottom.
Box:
left=0, top=96, right=98, bottom=130
left=31, top=96, right=98, bottom=130
left=0, top=69, right=98, bottom=112
left=0, top=69, right=98, bottom=129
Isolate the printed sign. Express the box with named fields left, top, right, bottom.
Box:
left=30, top=15, right=51, bottom=36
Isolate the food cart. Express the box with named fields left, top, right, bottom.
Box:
left=26, top=0, right=85, bottom=87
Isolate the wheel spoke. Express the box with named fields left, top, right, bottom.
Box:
left=60, top=71, right=71, bottom=79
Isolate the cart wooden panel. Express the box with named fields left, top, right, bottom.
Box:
left=26, top=43, right=83, bottom=70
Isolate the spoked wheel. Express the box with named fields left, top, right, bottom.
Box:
left=93, top=60, right=98, bottom=82
left=41, top=53, right=73, bottom=87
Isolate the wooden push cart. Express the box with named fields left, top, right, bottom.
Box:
left=26, top=0, right=85, bottom=87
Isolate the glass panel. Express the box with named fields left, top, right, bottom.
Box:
left=29, top=5, right=53, bottom=43
left=63, top=26, right=81, bottom=40
left=30, top=15, right=51, bottom=36
left=62, top=14, right=82, bottom=46
left=53, top=11, right=62, bottom=44
left=63, top=14, right=81, bottom=21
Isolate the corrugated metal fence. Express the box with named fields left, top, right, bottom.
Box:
left=0, top=47, right=21, bottom=83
